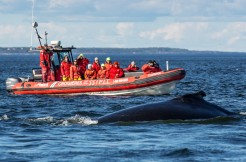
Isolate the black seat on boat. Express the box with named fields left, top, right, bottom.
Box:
left=32, top=68, right=42, bottom=81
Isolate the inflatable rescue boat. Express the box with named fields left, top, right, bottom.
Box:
left=6, top=68, right=185, bottom=95
left=5, top=22, right=186, bottom=95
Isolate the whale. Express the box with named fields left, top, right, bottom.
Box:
left=98, top=91, right=235, bottom=123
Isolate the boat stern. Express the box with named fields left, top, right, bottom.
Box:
left=5, top=77, right=22, bottom=93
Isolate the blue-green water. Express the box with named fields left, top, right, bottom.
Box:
left=0, top=52, right=245, bottom=161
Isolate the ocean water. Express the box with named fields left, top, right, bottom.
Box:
left=0, top=52, right=245, bottom=161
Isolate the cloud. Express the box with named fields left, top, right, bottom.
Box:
left=211, top=22, right=246, bottom=45
left=0, top=0, right=246, bottom=51
left=211, top=29, right=228, bottom=39
left=228, top=36, right=241, bottom=45
left=116, top=23, right=134, bottom=37
left=48, top=0, right=88, bottom=8
left=0, top=0, right=30, bottom=13
left=226, top=26, right=246, bottom=46
left=0, top=24, right=30, bottom=46
left=139, top=23, right=186, bottom=41
left=1, top=0, right=246, bottom=22
left=139, top=22, right=208, bottom=41
left=129, top=0, right=171, bottom=15
left=95, top=33, right=121, bottom=47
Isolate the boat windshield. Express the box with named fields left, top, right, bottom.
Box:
left=53, top=51, right=72, bottom=66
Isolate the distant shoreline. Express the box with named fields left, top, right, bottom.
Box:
left=0, top=47, right=245, bottom=54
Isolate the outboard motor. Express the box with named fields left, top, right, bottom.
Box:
left=6, top=77, right=22, bottom=92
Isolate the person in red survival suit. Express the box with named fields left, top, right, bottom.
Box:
left=142, top=60, right=162, bottom=74
left=109, top=62, right=125, bottom=79
left=84, top=64, right=97, bottom=80
left=70, top=59, right=82, bottom=81
left=124, top=61, right=139, bottom=72
left=97, top=63, right=109, bottom=79
left=60, top=55, right=72, bottom=81
left=152, top=60, right=162, bottom=73
left=39, top=46, right=53, bottom=82
left=141, top=60, right=156, bottom=74
left=92, top=57, right=101, bottom=74
left=77, top=53, right=89, bottom=79
left=105, top=57, right=113, bottom=71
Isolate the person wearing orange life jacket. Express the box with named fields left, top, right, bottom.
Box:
left=125, top=61, right=139, bottom=72
left=97, top=63, right=109, bottom=79
left=84, top=64, right=97, bottom=80
left=39, top=46, right=53, bottom=82
left=109, top=62, right=124, bottom=79
left=92, top=57, right=101, bottom=73
left=70, top=59, right=82, bottom=81
left=60, top=55, right=72, bottom=81
left=105, top=57, right=113, bottom=71
left=77, top=53, right=89, bottom=79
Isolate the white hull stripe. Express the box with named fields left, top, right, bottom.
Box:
left=50, top=81, right=58, bottom=88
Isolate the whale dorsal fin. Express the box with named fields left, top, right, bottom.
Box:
left=182, top=91, right=206, bottom=98
left=179, top=91, right=207, bottom=103
left=195, top=91, right=206, bottom=98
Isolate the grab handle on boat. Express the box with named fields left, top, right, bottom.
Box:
left=166, top=61, right=169, bottom=71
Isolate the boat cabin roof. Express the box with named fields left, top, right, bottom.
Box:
left=51, top=46, right=76, bottom=52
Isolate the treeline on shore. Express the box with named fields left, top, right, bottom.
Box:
left=0, top=47, right=244, bottom=54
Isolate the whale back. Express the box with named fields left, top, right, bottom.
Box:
left=98, top=91, right=234, bottom=123
left=176, top=91, right=233, bottom=116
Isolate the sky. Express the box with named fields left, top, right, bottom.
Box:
left=0, top=0, right=246, bottom=52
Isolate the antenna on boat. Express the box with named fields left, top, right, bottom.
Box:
left=45, top=31, right=48, bottom=46
left=166, top=61, right=169, bottom=71
left=32, top=21, right=43, bottom=47
left=30, top=0, right=35, bottom=51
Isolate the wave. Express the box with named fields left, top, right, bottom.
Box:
left=164, top=148, right=192, bottom=157
left=61, top=115, right=98, bottom=125
left=25, top=114, right=98, bottom=126
left=0, top=114, right=9, bottom=121
left=239, top=112, right=246, bottom=115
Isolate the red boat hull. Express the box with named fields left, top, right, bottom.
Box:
left=7, top=68, right=185, bottom=95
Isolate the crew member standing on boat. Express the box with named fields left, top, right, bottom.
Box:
left=39, top=46, right=53, bottom=82
left=77, top=54, right=89, bottom=79
left=109, top=62, right=124, bottom=79
left=70, top=59, right=82, bottom=81
left=60, top=55, right=72, bottom=81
